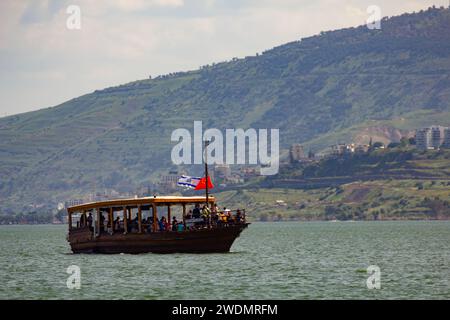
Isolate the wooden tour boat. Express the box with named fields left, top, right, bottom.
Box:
left=67, top=196, right=249, bottom=254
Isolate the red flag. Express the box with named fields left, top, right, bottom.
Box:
left=194, top=176, right=214, bottom=190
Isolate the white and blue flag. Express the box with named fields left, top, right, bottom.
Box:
left=177, top=175, right=202, bottom=189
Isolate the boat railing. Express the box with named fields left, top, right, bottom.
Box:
left=214, top=209, right=247, bottom=225
left=69, top=208, right=247, bottom=235
left=184, top=209, right=247, bottom=227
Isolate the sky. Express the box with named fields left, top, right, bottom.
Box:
left=0, top=0, right=448, bottom=117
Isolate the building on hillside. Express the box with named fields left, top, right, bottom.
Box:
left=225, top=175, right=244, bottom=184
left=330, top=144, right=347, bottom=156
left=330, top=143, right=356, bottom=156
left=355, top=144, right=370, bottom=154
left=289, top=144, right=305, bottom=163
left=64, top=199, right=84, bottom=208
left=214, top=164, right=231, bottom=180
left=442, top=128, right=450, bottom=148
left=344, top=143, right=356, bottom=154
left=416, top=126, right=449, bottom=150
left=327, top=142, right=370, bottom=158
left=416, top=127, right=432, bottom=150
left=240, top=166, right=260, bottom=177
left=159, top=170, right=184, bottom=191
left=431, top=126, right=445, bottom=148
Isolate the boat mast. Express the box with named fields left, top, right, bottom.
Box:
left=204, top=140, right=209, bottom=207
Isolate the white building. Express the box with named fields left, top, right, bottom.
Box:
left=431, top=126, right=446, bottom=149
left=416, top=128, right=432, bottom=150
left=442, top=128, right=450, bottom=148
left=416, top=126, right=449, bottom=150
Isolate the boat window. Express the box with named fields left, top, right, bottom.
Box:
left=71, top=212, right=81, bottom=228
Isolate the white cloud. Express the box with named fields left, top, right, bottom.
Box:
left=0, top=0, right=449, bottom=116
left=112, top=0, right=184, bottom=11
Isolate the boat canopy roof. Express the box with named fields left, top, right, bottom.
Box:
left=67, top=196, right=215, bottom=213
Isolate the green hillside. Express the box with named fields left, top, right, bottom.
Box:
left=275, top=146, right=450, bottom=180
left=1, top=7, right=450, bottom=213
left=215, top=145, right=450, bottom=221
left=214, top=180, right=450, bottom=221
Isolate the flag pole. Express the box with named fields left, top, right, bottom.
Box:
left=204, top=140, right=209, bottom=208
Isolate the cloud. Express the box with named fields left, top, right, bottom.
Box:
left=112, top=0, right=185, bottom=11
left=1, top=0, right=449, bottom=116
left=20, top=0, right=70, bottom=25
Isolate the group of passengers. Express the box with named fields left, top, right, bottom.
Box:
left=155, top=216, right=185, bottom=232
left=78, top=204, right=244, bottom=233
left=185, top=204, right=244, bottom=229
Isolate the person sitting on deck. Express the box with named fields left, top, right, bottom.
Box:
left=147, top=217, right=152, bottom=224
left=165, top=218, right=171, bottom=231
left=146, top=224, right=152, bottom=233
left=235, top=209, right=242, bottom=223
left=221, top=208, right=230, bottom=226
left=186, top=210, right=192, bottom=219
left=218, top=211, right=226, bottom=227
left=226, top=209, right=233, bottom=224
left=87, top=212, right=93, bottom=229
left=192, top=204, right=201, bottom=218
left=159, top=216, right=167, bottom=232
left=147, top=216, right=154, bottom=232
left=172, top=217, right=178, bottom=231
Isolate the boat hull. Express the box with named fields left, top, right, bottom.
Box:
left=68, top=224, right=249, bottom=254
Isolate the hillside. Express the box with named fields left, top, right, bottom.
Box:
left=214, top=179, right=450, bottom=221
left=1, top=6, right=450, bottom=213
left=275, top=146, right=450, bottom=180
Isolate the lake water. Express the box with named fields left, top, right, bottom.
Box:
left=0, top=221, right=449, bottom=299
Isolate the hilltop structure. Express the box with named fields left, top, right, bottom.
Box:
left=443, top=128, right=450, bottom=148
left=416, top=126, right=449, bottom=150
left=214, top=164, right=231, bottom=180
left=289, top=144, right=306, bottom=163
left=327, top=143, right=372, bottom=157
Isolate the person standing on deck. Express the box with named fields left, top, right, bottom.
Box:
left=114, top=216, right=120, bottom=232
left=87, top=212, right=93, bottom=229
left=100, top=213, right=105, bottom=233
left=211, top=204, right=219, bottom=227
left=80, top=212, right=87, bottom=227
left=201, top=205, right=211, bottom=228
left=192, top=204, right=201, bottom=218
left=172, top=217, right=178, bottom=231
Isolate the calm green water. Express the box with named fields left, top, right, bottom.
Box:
left=0, top=221, right=449, bottom=299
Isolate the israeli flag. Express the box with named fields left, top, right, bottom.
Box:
left=177, top=175, right=201, bottom=189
